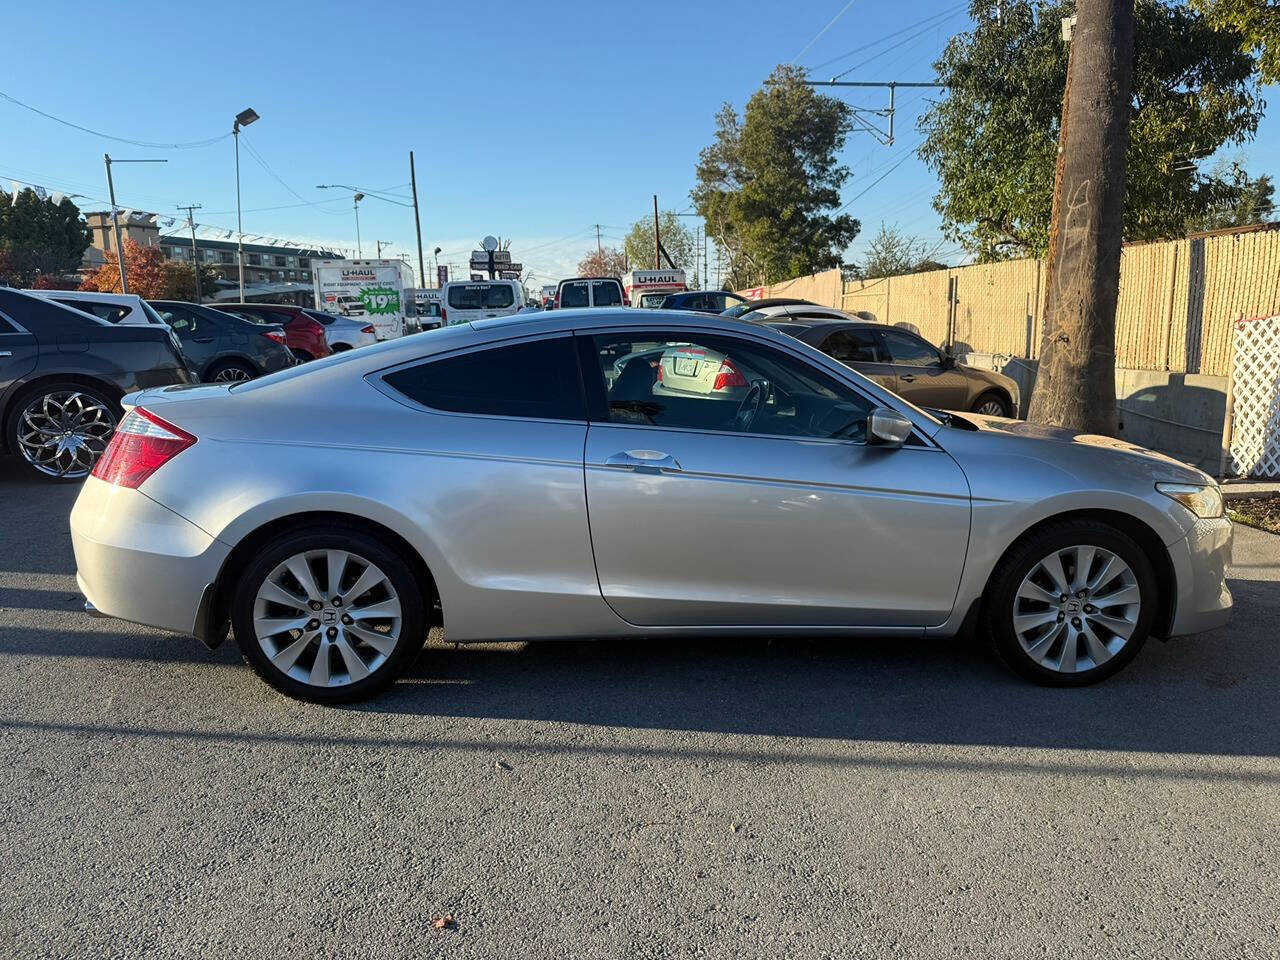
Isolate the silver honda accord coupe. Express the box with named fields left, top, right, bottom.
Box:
left=70, top=309, right=1233, bottom=703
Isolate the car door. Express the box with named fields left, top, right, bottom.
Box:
left=878, top=327, right=970, bottom=410
left=153, top=304, right=216, bottom=375
left=819, top=326, right=898, bottom=392
left=579, top=328, right=971, bottom=629
left=0, top=309, right=39, bottom=409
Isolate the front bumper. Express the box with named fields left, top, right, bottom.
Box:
left=71, top=476, right=230, bottom=637
left=1165, top=516, right=1234, bottom=636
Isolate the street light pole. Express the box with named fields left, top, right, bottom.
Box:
left=232, top=107, right=259, bottom=301
left=178, top=203, right=202, bottom=301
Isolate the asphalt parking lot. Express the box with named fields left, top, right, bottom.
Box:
left=2, top=457, right=1278, bottom=959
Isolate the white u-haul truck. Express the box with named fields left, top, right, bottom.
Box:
left=312, top=259, right=415, bottom=340
left=622, top=269, right=687, bottom=309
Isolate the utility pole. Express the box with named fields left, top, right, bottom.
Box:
left=801, top=80, right=944, bottom=146
left=178, top=203, right=202, bottom=302
left=103, top=154, right=166, bottom=295
left=653, top=195, right=661, bottom=270
left=594, top=224, right=603, bottom=256
left=704, top=230, right=710, bottom=288
left=104, top=155, right=127, bottom=294
left=1027, top=0, right=1135, bottom=433
left=376, top=240, right=395, bottom=258
left=409, top=151, right=426, bottom=290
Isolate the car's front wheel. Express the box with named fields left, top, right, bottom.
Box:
left=972, top=390, right=1013, bottom=418
left=231, top=527, right=426, bottom=703
left=985, top=520, right=1156, bottom=686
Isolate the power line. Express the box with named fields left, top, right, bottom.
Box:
left=237, top=135, right=346, bottom=217
left=792, top=0, right=860, bottom=62
left=805, top=4, right=966, bottom=74
left=0, top=89, right=230, bottom=149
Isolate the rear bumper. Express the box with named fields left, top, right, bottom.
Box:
left=1165, top=517, right=1234, bottom=636
left=71, top=476, right=230, bottom=637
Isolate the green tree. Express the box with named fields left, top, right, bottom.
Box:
left=920, top=0, right=1264, bottom=261
left=1184, top=159, right=1274, bottom=231
left=692, top=64, right=860, bottom=287
left=624, top=211, right=697, bottom=273
left=1194, top=0, right=1280, bottom=83
left=858, top=223, right=932, bottom=278
left=0, top=188, right=91, bottom=287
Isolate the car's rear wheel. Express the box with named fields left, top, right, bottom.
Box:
left=985, top=520, right=1156, bottom=686
left=231, top=527, right=425, bottom=703
left=7, top=382, right=119, bottom=482
left=972, top=390, right=1013, bottom=418
left=207, top=359, right=255, bottom=383
left=331, top=343, right=352, bottom=352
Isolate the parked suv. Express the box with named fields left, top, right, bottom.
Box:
left=26, top=289, right=167, bottom=327
left=660, top=290, right=749, bottom=314
left=0, top=288, right=193, bottom=481
left=149, top=301, right=296, bottom=382
left=212, top=303, right=332, bottom=361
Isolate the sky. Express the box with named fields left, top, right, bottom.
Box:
left=2, top=0, right=1277, bottom=288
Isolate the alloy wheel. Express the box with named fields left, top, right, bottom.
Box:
left=16, top=391, right=117, bottom=479
left=1012, top=544, right=1140, bottom=674
left=975, top=398, right=1007, bottom=416
left=213, top=366, right=251, bottom=383
left=252, top=549, right=403, bottom=688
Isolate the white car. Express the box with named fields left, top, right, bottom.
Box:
left=25, top=289, right=168, bottom=326
left=738, top=302, right=875, bottom=324
left=303, top=309, right=378, bottom=352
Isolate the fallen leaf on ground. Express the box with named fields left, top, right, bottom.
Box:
left=432, top=915, right=457, bottom=930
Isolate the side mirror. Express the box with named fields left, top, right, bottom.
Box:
left=867, top=407, right=913, bottom=447
left=940, top=351, right=957, bottom=369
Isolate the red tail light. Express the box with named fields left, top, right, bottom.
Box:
left=304, top=318, right=325, bottom=336
left=713, top=358, right=748, bottom=391
left=262, top=330, right=287, bottom=345
left=91, top=407, right=196, bottom=489
left=361, top=324, right=375, bottom=334
left=554, top=292, right=560, bottom=309
left=656, top=363, right=663, bottom=381
left=440, top=306, right=447, bottom=324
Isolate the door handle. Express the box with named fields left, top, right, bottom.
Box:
left=603, top=450, right=682, bottom=473
left=192, top=337, right=215, bottom=344
left=900, top=373, right=916, bottom=382
left=0, top=350, right=11, bottom=357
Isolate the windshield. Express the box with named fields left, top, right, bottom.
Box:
left=721, top=303, right=759, bottom=319
left=448, top=284, right=515, bottom=309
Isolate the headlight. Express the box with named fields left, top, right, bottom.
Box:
left=1156, top=482, right=1224, bottom=519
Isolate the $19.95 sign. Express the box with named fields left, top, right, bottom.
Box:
left=359, top=286, right=401, bottom=315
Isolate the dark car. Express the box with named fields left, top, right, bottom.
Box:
left=768, top=319, right=1020, bottom=417
left=720, top=297, right=816, bottom=319
left=0, top=288, right=194, bottom=481
left=149, top=301, right=295, bottom=383
left=212, top=303, right=332, bottom=361
left=660, top=290, right=749, bottom=314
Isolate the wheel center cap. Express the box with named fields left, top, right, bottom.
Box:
left=1065, top=599, right=1082, bottom=613
left=321, top=609, right=338, bottom=625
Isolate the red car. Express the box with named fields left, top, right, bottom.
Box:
left=213, top=303, right=332, bottom=362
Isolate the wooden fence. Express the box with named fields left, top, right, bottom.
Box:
left=747, top=225, right=1280, bottom=378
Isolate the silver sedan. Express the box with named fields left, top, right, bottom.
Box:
left=70, top=309, right=1233, bottom=703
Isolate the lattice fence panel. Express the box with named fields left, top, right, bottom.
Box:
left=1229, top=314, right=1280, bottom=478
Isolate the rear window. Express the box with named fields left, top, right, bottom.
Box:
left=592, top=280, right=623, bottom=306
left=303, top=309, right=335, bottom=325
left=221, top=309, right=273, bottom=326
left=448, top=284, right=516, bottom=310
left=54, top=298, right=130, bottom=324
left=382, top=336, right=583, bottom=420
left=139, top=300, right=167, bottom=325
left=558, top=282, right=589, bottom=308
left=637, top=292, right=667, bottom=308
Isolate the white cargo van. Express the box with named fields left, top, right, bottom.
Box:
left=439, top=279, right=524, bottom=326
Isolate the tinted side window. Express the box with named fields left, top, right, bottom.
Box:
left=155, top=305, right=199, bottom=336
left=383, top=337, right=583, bottom=421
left=56, top=299, right=129, bottom=324
left=881, top=329, right=941, bottom=367
left=824, top=329, right=882, bottom=364
left=559, top=282, right=589, bottom=308
left=591, top=280, right=622, bottom=306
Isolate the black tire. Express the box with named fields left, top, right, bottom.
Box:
left=971, top=390, right=1013, bottom=418
left=984, top=519, right=1156, bottom=686
left=331, top=343, right=352, bottom=352
left=6, top=380, right=120, bottom=483
left=205, top=359, right=256, bottom=384
left=291, top=350, right=314, bottom=363
left=231, top=526, right=426, bottom=704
